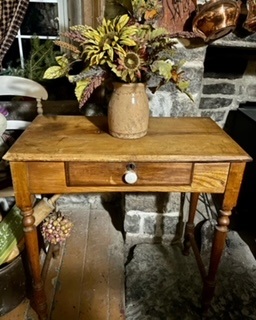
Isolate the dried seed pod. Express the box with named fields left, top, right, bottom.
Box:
left=41, top=211, right=73, bottom=244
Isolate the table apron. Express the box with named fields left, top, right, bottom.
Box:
left=24, top=161, right=230, bottom=194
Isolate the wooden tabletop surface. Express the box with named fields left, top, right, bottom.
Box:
left=3, top=115, right=252, bottom=163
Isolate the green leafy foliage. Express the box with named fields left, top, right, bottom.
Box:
left=1, top=37, right=61, bottom=82
left=151, top=60, right=174, bottom=81
left=0, top=205, right=23, bottom=266
left=43, top=56, right=69, bottom=79
left=24, top=37, right=61, bottom=82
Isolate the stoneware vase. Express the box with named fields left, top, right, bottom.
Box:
left=108, top=82, right=149, bottom=139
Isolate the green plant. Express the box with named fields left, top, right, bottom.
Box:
left=0, top=205, right=23, bottom=266
left=43, top=0, right=192, bottom=108
left=1, top=37, right=60, bottom=82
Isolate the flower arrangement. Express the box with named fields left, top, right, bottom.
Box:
left=43, top=0, right=191, bottom=108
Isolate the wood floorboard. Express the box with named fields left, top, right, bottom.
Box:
left=0, top=207, right=125, bottom=320
left=44, top=244, right=66, bottom=317
left=49, top=206, right=90, bottom=320
left=107, top=219, right=125, bottom=320
left=80, top=210, right=112, bottom=319
left=79, top=210, right=125, bottom=320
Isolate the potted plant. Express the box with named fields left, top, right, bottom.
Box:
left=43, top=0, right=192, bottom=138
left=0, top=196, right=72, bottom=316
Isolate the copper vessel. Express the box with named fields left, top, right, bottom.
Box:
left=192, top=0, right=242, bottom=42
left=243, top=0, right=256, bottom=32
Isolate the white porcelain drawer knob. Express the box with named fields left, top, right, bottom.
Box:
left=124, top=170, right=138, bottom=184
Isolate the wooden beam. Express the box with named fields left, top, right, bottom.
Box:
left=83, top=0, right=104, bottom=27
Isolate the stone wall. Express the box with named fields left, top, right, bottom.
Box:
left=124, top=31, right=256, bottom=243
left=200, top=33, right=256, bottom=127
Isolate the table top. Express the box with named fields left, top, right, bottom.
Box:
left=3, top=115, right=251, bottom=163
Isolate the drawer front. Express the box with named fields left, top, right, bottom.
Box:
left=65, top=162, right=193, bottom=186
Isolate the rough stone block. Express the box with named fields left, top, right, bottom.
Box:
left=124, top=212, right=141, bottom=234
left=203, top=83, right=235, bottom=95
left=143, top=215, right=156, bottom=235
left=124, top=210, right=181, bottom=241
left=162, top=215, right=180, bottom=235
left=124, top=192, right=181, bottom=213
left=57, top=192, right=122, bottom=210
left=199, top=97, right=232, bottom=109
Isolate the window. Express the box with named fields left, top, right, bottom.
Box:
left=3, top=0, right=69, bottom=69
left=2, top=0, right=106, bottom=70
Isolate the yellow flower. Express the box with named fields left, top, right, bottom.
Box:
left=81, top=15, right=138, bottom=67
left=112, top=51, right=147, bottom=82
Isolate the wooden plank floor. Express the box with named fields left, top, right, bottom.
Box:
left=0, top=206, right=125, bottom=320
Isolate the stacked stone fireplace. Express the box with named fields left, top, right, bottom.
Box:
left=124, top=30, right=256, bottom=243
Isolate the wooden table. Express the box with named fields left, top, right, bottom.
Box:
left=3, top=115, right=251, bottom=320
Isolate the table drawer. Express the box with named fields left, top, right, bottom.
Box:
left=65, top=162, right=193, bottom=186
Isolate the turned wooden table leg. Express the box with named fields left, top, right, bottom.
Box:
left=22, top=206, right=48, bottom=320
left=202, top=209, right=231, bottom=313
left=202, top=162, right=247, bottom=314
left=183, top=192, right=200, bottom=255
left=10, top=162, right=48, bottom=320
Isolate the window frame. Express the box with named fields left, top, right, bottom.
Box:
left=17, top=0, right=69, bottom=68
left=4, top=0, right=105, bottom=69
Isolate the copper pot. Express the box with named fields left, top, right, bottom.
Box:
left=243, top=0, right=256, bottom=32
left=192, top=0, right=242, bottom=42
